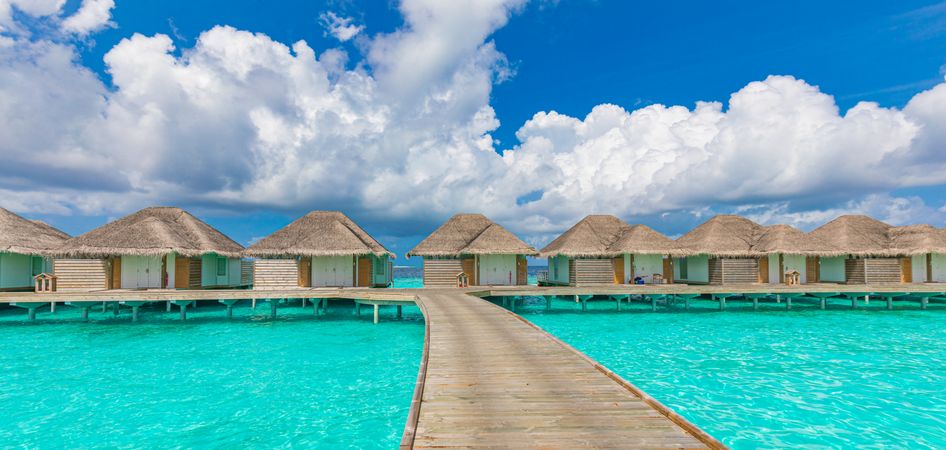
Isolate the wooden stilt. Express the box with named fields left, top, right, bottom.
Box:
left=166, top=300, right=171, bottom=312
left=546, top=296, right=552, bottom=311
left=786, top=297, right=792, bottom=310
left=356, top=303, right=361, bottom=316
left=581, top=297, right=587, bottom=312
left=718, top=297, right=726, bottom=311
left=50, top=301, right=56, bottom=314
left=776, top=294, right=781, bottom=303
left=373, top=304, right=379, bottom=324
left=28, top=307, right=36, bottom=321
left=685, top=297, right=690, bottom=310
left=113, top=302, right=119, bottom=316
left=573, top=295, right=579, bottom=303
left=651, top=296, right=657, bottom=312
left=81, top=307, right=90, bottom=322
left=180, top=304, right=187, bottom=320
left=322, top=298, right=328, bottom=314
left=227, top=305, right=233, bottom=318
left=886, top=297, right=893, bottom=310
left=102, top=301, right=107, bottom=313
left=820, top=298, right=826, bottom=310
left=397, top=305, right=403, bottom=319
left=131, top=306, right=139, bottom=322
left=270, top=299, right=277, bottom=318
left=852, top=296, right=857, bottom=309
left=921, top=297, right=928, bottom=310
left=616, top=296, right=622, bottom=312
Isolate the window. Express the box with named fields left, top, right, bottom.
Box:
left=31, top=256, right=44, bottom=276
left=678, top=257, right=688, bottom=279
left=217, top=257, right=228, bottom=276
left=375, top=256, right=385, bottom=275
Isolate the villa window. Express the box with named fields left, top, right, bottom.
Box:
left=217, top=257, right=228, bottom=276
left=678, top=257, right=688, bottom=279
left=375, top=257, right=384, bottom=275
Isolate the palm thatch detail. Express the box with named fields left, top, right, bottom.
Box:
left=539, top=215, right=674, bottom=257
left=245, top=211, right=392, bottom=258
left=0, top=207, right=70, bottom=255
left=407, top=214, right=537, bottom=257
left=54, top=207, right=243, bottom=258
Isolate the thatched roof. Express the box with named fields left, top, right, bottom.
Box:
left=611, top=224, right=676, bottom=255
left=539, top=215, right=630, bottom=257
left=808, top=215, right=892, bottom=256
left=540, top=215, right=676, bottom=257
left=407, top=213, right=537, bottom=257
left=245, top=211, right=392, bottom=258
left=753, top=224, right=842, bottom=256
left=888, top=224, right=946, bottom=256
left=673, top=215, right=763, bottom=257
left=0, top=208, right=70, bottom=255
left=54, top=207, right=244, bottom=258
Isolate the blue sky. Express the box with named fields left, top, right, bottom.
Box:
left=3, top=0, right=946, bottom=265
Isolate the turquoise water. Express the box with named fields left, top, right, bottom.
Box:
left=512, top=296, right=946, bottom=448
left=0, top=301, right=423, bottom=448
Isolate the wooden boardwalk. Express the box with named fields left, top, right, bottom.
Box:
left=403, top=291, right=723, bottom=449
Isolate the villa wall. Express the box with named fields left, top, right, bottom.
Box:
left=783, top=254, right=807, bottom=284
left=673, top=255, right=709, bottom=284
left=547, top=256, right=570, bottom=284
left=570, top=258, right=616, bottom=286
left=54, top=259, right=108, bottom=292
left=820, top=256, right=846, bottom=282
left=253, top=259, right=299, bottom=289
left=912, top=254, right=928, bottom=282
left=0, top=252, right=43, bottom=290
left=932, top=253, right=946, bottom=282
left=632, top=254, right=664, bottom=283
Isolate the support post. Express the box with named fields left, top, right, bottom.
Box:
left=132, top=305, right=140, bottom=322
left=166, top=301, right=171, bottom=312
left=322, top=298, right=328, bottom=314
left=314, top=299, right=319, bottom=315
left=886, top=296, right=893, bottom=311
left=51, top=301, right=56, bottom=314
left=113, top=302, right=119, bottom=316
left=227, top=305, right=233, bottom=318
left=546, top=296, right=552, bottom=311
left=776, top=294, right=781, bottom=304
left=397, top=305, right=403, bottom=319
left=511, top=297, right=517, bottom=313
left=921, top=297, right=928, bottom=310
left=685, top=297, right=690, bottom=310
left=270, top=299, right=278, bottom=318
left=820, top=298, right=826, bottom=310
left=852, top=296, right=857, bottom=309
left=102, top=301, right=107, bottom=313
left=252, top=298, right=257, bottom=309
left=356, top=303, right=361, bottom=316
left=573, top=295, right=579, bottom=303
left=373, top=304, right=379, bottom=324
left=581, top=297, right=587, bottom=312
left=752, top=297, right=759, bottom=310
left=28, top=307, right=37, bottom=321
left=81, top=307, right=90, bottom=322
left=651, top=296, right=657, bottom=312
left=180, top=304, right=187, bottom=320
left=718, top=297, right=726, bottom=311
left=786, top=297, right=792, bottom=310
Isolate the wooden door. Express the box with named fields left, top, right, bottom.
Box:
left=516, top=256, right=528, bottom=285
left=174, top=258, right=190, bottom=288
left=462, top=257, right=476, bottom=286
left=758, top=257, right=769, bottom=283
left=298, top=257, right=312, bottom=287
left=111, top=257, right=122, bottom=289
left=662, top=257, right=673, bottom=284
left=778, top=254, right=785, bottom=283
left=612, top=257, right=623, bottom=284
left=806, top=256, right=819, bottom=283
left=901, top=257, right=912, bottom=283
left=357, top=256, right=372, bottom=287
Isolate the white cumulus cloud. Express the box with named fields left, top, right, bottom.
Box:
left=61, top=0, right=114, bottom=36
left=1, top=0, right=946, bottom=240
left=319, top=11, right=363, bottom=42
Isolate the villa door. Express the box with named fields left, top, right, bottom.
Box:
left=312, top=255, right=354, bottom=287
left=122, top=255, right=162, bottom=289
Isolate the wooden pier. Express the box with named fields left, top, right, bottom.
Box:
left=402, top=291, right=723, bottom=449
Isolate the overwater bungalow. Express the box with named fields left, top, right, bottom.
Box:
left=754, top=224, right=842, bottom=284
left=52, top=207, right=245, bottom=291
left=672, top=215, right=764, bottom=284
left=245, top=211, right=393, bottom=289
left=407, top=213, right=536, bottom=287
left=0, top=208, right=70, bottom=291
left=539, top=215, right=674, bottom=286
left=888, top=224, right=946, bottom=283
left=808, top=215, right=900, bottom=284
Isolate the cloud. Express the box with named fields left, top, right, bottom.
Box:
left=1, top=0, right=946, bottom=241
left=319, top=11, right=363, bottom=42
left=0, top=0, right=64, bottom=34
left=739, top=194, right=946, bottom=229
left=61, top=0, right=114, bottom=36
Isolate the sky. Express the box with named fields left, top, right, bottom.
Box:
left=2, top=0, right=946, bottom=265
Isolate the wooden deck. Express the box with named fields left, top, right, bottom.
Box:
left=403, top=291, right=723, bottom=449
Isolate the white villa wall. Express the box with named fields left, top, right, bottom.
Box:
left=783, top=254, right=807, bottom=284
left=121, top=255, right=162, bottom=288
left=767, top=254, right=780, bottom=284
left=312, top=255, right=354, bottom=287
left=0, top=253, right=35, bottom=289
left=820, top=256, right=846, bottom=282
left=548, top=256, right=570, bottom=284
left=632, top=254, right=663, bottom=283
left=912, top=254, right=928, bottom=282
left=623, top=254, right=631, bottom=284
left=479, top=254, right=517, bottom=285
left=931, top=253, right=946, bottom=282
left=673, top=255, right=709, bottom=283
left=166, top=253, right=176, bottom=288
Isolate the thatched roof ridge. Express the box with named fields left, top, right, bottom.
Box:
left=0, top=208, right=70, bottom=255
left=54, top=207, right=244, bottom=258
left=609, top=224, right=676, bottom=255
left=888, top=224, right=946, bottom=256
left=808, top=215, right=892, bottom=256
left=753, top=224, right=843, bottom=256
left=245, top=211, right=392, bottom=258
left=673, top=215, right=763, bottom=257
left=539, top=215, right=630, bottom=257
left=407, top=213, right=537, bottom=257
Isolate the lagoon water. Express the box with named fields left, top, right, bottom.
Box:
left=0, top=301, right=423, bottom=449
left=514, top=296, right=946, bottom=448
